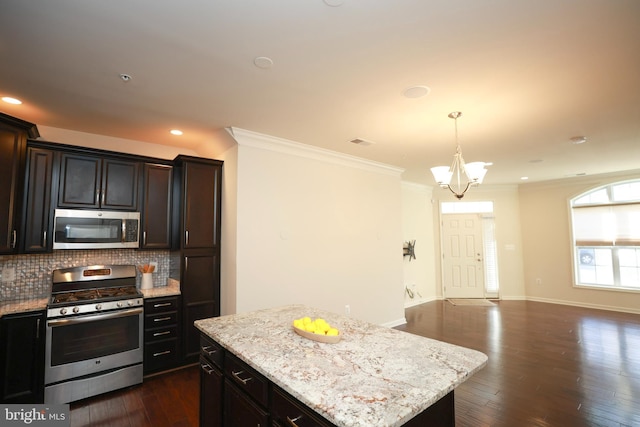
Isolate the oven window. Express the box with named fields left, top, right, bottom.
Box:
left=50, top=313, right=140, bottom=366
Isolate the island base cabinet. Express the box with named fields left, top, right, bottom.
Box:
left=403, top=391, right=454, bottom=427
left=224, top=380, right=269, bottom=427
left=272, top=386, right=333, bottom=427
left=199, top=356, right=223, bottom=427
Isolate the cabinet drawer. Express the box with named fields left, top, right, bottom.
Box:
left=272, top=387, right=333, bottom=427
left=200, top=335, right=223, bottom=371
left=224, top=380, right=269, bottom=427
left=225, top=352, right=268, bottom=408
left=144, top=325, right=178, bottom=342
left=145, top=311, right=178, bottom=327
left=144, top=296, right=179, bottom=315
left=144, top=339, right=179, bottom=372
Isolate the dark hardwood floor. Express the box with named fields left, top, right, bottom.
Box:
left=397, top=300, right=640, bottom=427
left=70, top=366, right=200, bottom=427
left=69, top=300, right=640, bottom=426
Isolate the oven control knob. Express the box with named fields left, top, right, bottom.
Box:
left=60, top=308, right=67, bottom=315
left=72, top=307, right=80, bottom=313
left=117, top=301, right=124, bottom=308
left=127, top=300, right=133, bottom=306
left=96, top=304, right=103, bottom=311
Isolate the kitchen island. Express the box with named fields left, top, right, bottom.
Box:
left=195, top=305, right=487, bottom=427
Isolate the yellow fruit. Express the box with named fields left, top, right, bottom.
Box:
left=302, top=316, right=312, bottom=325
left=293, top=319, right=304, bottom=329
left=326, top=328, right=339, bottom=336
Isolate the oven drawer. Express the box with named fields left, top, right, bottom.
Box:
left=144, top=339, right=179, bottom=372
left=144, top=296, right=179, bottom=315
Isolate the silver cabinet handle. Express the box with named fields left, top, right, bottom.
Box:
left=231, top=370, right=253, bottom=385
left=286, top=416, right=303, bottom=427
left=201, top=345, right=217, bottom=356
left=153, top=302, right=172, bottom=308
left=154, top=316, right=172, bottom=322
left=153, top=350, right=171, bottom=357
left=185, top=230, right=189, bottom=246
left=11, top=230, right=16, bottom=249
left=201, top=363, right=214, bottom=375
left=43, top=230, right=47, bottom=247
left=143, top=231, right=147, bottom=246
left=153, top=330, right=171, bottom=337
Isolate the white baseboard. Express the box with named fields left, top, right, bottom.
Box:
left=404, top=295, right=438, bottom=308
left=524, top=296, right=640, bottom=314
left=382, top=317, right=407, bottom=328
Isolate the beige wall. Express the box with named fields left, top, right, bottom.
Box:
left=519, top=170, right=640, bottom=313
left=230, top=129, right=406, bottom=326
left=38, top=126, right=198, bottom=159
left=401, top=182, right=437, bottom=306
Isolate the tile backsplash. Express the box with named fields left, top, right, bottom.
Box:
left=0, top=249, right=172, bottom=302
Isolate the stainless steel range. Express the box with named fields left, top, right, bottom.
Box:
left=44, top=265, right=144, bottom=404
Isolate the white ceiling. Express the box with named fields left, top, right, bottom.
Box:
left=1, top=0, right=639, bottom=185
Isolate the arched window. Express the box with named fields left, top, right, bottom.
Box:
left=571, top=180, right=640, bottom=291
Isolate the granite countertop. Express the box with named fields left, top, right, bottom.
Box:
left=195, top=304, right=487, bottom=427
left=141, top=278, right=181, bottom=298
left=0, top=297, right=49, bottom=318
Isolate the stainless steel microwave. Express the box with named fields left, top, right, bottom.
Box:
left=53, top=209, right=140, bottom=249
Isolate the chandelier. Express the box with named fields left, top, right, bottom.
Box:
left=430, top=111, right=489, bottom=199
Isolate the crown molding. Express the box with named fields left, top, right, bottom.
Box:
left=229, top=127, right=404, bottom=177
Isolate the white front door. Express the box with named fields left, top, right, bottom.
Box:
left=442, top=213, right=485, bottom=298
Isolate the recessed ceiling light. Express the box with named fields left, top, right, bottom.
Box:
left=402, top=86, right=431, bottom=99
left=521, top=176, right=529, bottom=180
left=253, top=56, right=274, bottom=69
left=570, top=136, right=587, bottom=145
left=2, top=96, right=22, bottom=105
left=170, top=129, right=183, bottom=136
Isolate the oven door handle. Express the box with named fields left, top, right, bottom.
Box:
left=47, top=307, right=143, bottom=327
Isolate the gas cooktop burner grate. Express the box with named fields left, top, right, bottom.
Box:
left=51, top=286, right=141, bottom=304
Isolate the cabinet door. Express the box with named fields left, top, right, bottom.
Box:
left=182, top=162, right=220, bottom=249
left=58, top=153, right=101, bottom=208
left=224, top=380, right=269, bottom=427
left=0, top=311, right=45, bottom=403
left=0, top=123, right=26, bottom=254
left=200, top=356, right=223, bottom=427
left=140, top=163, right=172, bottom=249
left=182, top=252, right=219, bottom=360
left=21, top=148, right=55, bottom=253
left=101, top=158, right=138, bottom=210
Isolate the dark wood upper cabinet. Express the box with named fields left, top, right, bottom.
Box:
left=58, top=153, right=139, bottom=210
left=180, top=160, right=221, bottom=249
left=0, top=113, right=39, bottom=254
left=21, top=147, right=56, bottom=253
left=140, top=163, right=172, bottom=249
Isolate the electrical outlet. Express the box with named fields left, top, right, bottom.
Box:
left=345, top=305, right=351, bottom=315
left=150, top=261, right=158, bottom=273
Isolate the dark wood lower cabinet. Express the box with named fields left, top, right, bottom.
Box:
left=143, top=296, right=181, bottom=375
left=0, top=310, right=45, bottom=403
left=199, top=332, right=455, bottom=427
